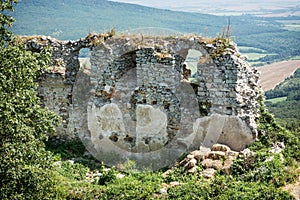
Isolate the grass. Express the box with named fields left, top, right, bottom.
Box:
left=290, top=55, right=300, bottom=60
left=283, top=24, right=300, bottom=32
left=276, top=20, right=300, bottom=31
left=238, top=46, right=267, bottom=53
left=266, top=96, right=287, bottom=103
left=246, top=53, right=277, bottom=61
left=276, top=20, right=300, bottom=24
left=249, top=61, right=266, bottom=66
left=237, top=46, right=277, bottom=65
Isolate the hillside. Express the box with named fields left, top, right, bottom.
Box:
left=257, top=60, right=300, bottom=91
left=1, top=2, right=300, bottom=199
left=12, top=0, right=226, bottom=39
left=263, top=67, right=300, bottom=130
left=110, top=0, right=300, bottom=16
left=11, top=0, right=300, bottom=64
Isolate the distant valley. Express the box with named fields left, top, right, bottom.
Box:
left=109, top=0, right=300, bottom=16
left=11, top=0, right=300, bottom=65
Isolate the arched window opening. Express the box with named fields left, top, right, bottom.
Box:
left=182, top=49, right=202, bottom=82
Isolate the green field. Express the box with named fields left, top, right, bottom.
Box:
left=185, top=49, right=202, bottom=75
left=266, top=96, right=287, bottom=103
left=276, top=20, right=300, bottom=24
left=237, top=46, right=277, bottom=65
left=248, top=61, right=266, bottom=66
left=290, top=55, right=300, bottom=60
left=238, top=46, right=267, bottom=53
left=276, top=20, right=300, bottom=31
left=282, top=24, right=300, bottom=31
left=246, top=53, right=277, bottom=61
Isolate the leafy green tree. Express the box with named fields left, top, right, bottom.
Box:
left=0, top=0, right=17, bottom=42
left=0, top=1, right=61, bottom=199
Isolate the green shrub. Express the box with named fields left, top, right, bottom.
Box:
left=56, top=161, right=89, bottom=181
left=98, top=166, right=117, bottom=185
left=102, top=172, right=162, bottom=200
left=210, top=175, right=293, bottom=200
left=253, top=98, right=300, bottom=161
left=45, top=138, right=87, bottom=159
left=0, top=1, right=61, bottom=199
left=167, top=177, right=210, bottom=200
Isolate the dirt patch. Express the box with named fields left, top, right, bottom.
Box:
left=282, top=166, right=300, bottom=199
left=282, top=180, right=300, bottom=199
left=256, top=60, right=300, bottom=91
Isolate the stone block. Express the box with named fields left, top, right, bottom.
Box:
left=201, top=159, right=223, bottom=170
left=207, top=151, right=226, bottom=160
left=222, top=158, right=234, bottom=174
left=212, top=144, right=231, bottom=153
left=202, top=168, right=216, bottom=179
left=190, top=150, right=208, bottom=161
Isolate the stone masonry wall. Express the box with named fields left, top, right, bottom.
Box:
left=25, top=34, right=261, bottom=154
left=23, top=33, right=113, bottom=139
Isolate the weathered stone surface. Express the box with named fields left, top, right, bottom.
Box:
left=169, top=181, right=180, bottom=187
left=181, top=143, right=239, bottom=177
left=201, top=159, right=223, bottom=170
left=88, top=103, right=126, bottom=151
left=212, top=144, right=230, bottom=152
left=240, top=148, right=254, bottom=158
left=190, top=150, right=207, bottom=161
left=269, top=142, right=285, bottom=154
left=159, top=188, right=167, bottom=194
left=222, top=158, right=234, bottom=174
left=207, top=151, right=226, bottom=160
left=202, top=168, right=216, bottom=179
left=186, top=158, right=198, bottom=168
left=136, top=104, right=168, bottom=145
left=192, top=114, right=255, bottom=151
left=187, top=166, right=198, bottom=174
left=227, top=150, right=239, bottom=158
left=88, top=103, right=169, bottom=153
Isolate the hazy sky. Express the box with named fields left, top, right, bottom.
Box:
left=109, top=0, right=300, bottom=14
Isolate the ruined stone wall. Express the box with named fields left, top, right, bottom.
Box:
left=23, top=33, right=113, bottom=139
left=25, top=34, right=261, bottom=156
left=85, top=36, right=261, bottom=154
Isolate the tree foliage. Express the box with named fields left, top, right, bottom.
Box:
left=0, top=1, right=60, bottom=199
left=0, top=0, right=17, bottom=42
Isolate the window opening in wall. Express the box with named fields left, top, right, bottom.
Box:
left=182, top=49, right=202, bottom=82
left=79, top=48, right=91, bottom=72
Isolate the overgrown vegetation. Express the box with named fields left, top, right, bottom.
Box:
left=0, top=1, right=60, bottom=199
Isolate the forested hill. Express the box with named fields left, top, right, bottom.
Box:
left=11, top=0, right=300, bottom=62
left=13, top=0, right=227, bottom=39
left=265, top=68, right=300, bottom=131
